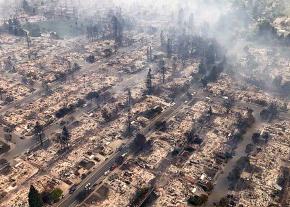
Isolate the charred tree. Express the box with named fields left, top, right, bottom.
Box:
left=112, top=15, right=123, bottom=46
left=160, top=31, right=165, bottom=49
left=126, top=89, right=133, bottom=136
left=34, top=121, right=44, bottom=146
left=166, top=38, right=173, bottom=58
left=26, top=32, right=31, bottom=48
left=146, top=69, right=153, bottom=95
left=172, top=57, right=178, bottom=77
left=159, top=59, right=166, bottom=84
left=42, top=81, right=52, bottom=96
left=147, top=46, right=153, bottom=62
left=59, top=126, right=70, bottom=149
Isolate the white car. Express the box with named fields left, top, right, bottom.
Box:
left=84, top=183, right=91, bottom=190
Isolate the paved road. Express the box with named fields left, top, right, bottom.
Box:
left=0, top=37, right=153, bottom=163
left=62, top=56, right=290, bottom=207
left=206, top=104, right=263, bottom=206
left=57, top=79, right=290, bottom=206
left=57, top=83, right=290, bottom=207
left=57, top=85, right=204, bottom=207
left=0, top=90, right=42, bottom=114
left=57, top=148, right=126, bottom=207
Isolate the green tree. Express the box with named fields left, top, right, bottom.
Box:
left=28, top=185, right=43, bottom=207
left=188, top=194, right=208, bottom=206
left=50, top=188, right=63, bottom=203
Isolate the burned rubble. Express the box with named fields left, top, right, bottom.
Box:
left=0, top=1, right=290, bottom=207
